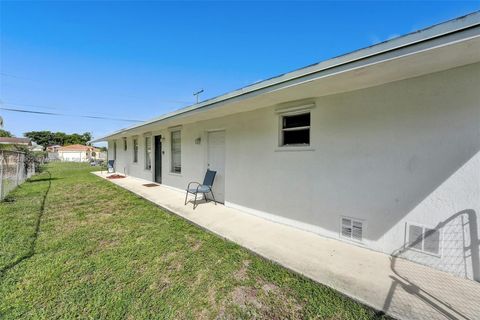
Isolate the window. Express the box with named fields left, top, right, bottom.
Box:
left=133, top=138, right=138, bottom=163
left=113, top=141, right=117, bottom=160
left=123, top=137, right=127, bottom=151
left=280, top=112, right=310, bottom=146
left=408, top=224, right=441, bottom=255
left=341, top=217, right=363, bottom=242
left=145, top=136, right=152, bottom=170
left=171, top=130, right=181, bottom=173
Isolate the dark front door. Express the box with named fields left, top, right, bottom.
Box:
left=154, top=135, right=162, bottom=183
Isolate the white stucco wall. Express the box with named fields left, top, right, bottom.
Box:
left=58, top=151, right=88, bottom=162
left=108, top=63, right=480, bottom=280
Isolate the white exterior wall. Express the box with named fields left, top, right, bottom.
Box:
left=108, top=63, right=480, bottom=280
left=58, top=151, right=88, bottom=162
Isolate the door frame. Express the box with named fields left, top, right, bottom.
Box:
left=154, top=135, right=162, bottom=183
left=204, top=129, right=226, bottom=171
left=205, top=129, right=226, bottom=203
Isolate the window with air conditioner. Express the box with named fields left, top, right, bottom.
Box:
left=340, top=217, right=364, bottom=242
left=407, top=223, right=441, bottom=256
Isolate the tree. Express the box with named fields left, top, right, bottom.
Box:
left=24, top=131, right=54, bottom=147
left=24, top=131, right=93, bottom=147
left=0, top=129, right=13, bottom=137
left=82, top=132, right=92, bottom=144
left=53, top=132, right=67, bottom=145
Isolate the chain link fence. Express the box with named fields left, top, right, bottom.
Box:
left=0, top=150, right=35, bottom=201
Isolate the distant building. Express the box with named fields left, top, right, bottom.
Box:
left=30, top=142, right=44, bottom=152
left=0, top=137, right=32, bottom=147
left=46, top=145, right=62, bottom=153
left=57, top=144, right=100, bottom=162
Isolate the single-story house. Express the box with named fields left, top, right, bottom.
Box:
left=92, top=13, right=480, bottom=281
left=46, top=145, right=62, bottom=153
left=57, top=144, right=100, bottom=162
left=30, top=142, right=44, bottom=152
left=0, top=137, right=32, bottom=147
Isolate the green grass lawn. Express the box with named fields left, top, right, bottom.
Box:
left=0, top=162, right=389, bottom=319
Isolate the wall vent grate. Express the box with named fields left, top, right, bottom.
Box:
left=341, top=217, right=364, bottom=242
left=407, top=223, right=441, bottom=255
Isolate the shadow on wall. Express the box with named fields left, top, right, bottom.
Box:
left=297, top=64, right=480, bottom=243
left=383, top=210, right=480, bottom=319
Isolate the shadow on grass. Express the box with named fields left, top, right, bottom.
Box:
left=28, top=177, right=62, bottom=183
left=0, top=171, right=52, bottom=277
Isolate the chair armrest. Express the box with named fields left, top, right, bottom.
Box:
left=195, top=184, right=212, bottom=193
left=187, top=181, right=201, bottom=190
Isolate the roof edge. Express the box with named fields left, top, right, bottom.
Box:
left=92, top=11, right=480, bottom=143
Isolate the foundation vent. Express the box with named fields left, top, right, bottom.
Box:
left=407, top=223, right=441, bottom=255
left=341, top=217, right=364, bottom=242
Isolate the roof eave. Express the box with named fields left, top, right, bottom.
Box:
left=91, top=11, right=480, bottom=143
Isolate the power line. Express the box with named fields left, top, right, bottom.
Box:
left=4, top=102, right=58, bottom=110
left=1, top=72, right=194, bottom=105
left=2, top=101, right=147, bottom=120
left=0, top=73, right=34, bottom=80
left=0, top=107, right=145, bottom=123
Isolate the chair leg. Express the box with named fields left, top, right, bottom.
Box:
left=184, top=191, right=189, bottom=205
left=210, top=190, right=217, bottom=205
left=193, top=192, right=198, bottom=210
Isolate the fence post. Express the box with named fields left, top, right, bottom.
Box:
left=15, top=152, right=21, bottom=187
left=0, top=151, right=3, bottom=200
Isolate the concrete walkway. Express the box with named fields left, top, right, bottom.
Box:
left=93, top=171, right=480, bottom=320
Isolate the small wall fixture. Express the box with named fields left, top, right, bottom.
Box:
left=195, top=137, right=201, bottom=145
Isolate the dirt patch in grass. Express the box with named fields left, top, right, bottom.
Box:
left=225, top=279, right=304, bottom=319
left=231, top=286, right=263, bottom=308
left=148, top=275, right=172, bottom=293
left=233, top=259, right=251, bottom=281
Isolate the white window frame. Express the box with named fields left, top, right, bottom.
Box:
left=275, top=103, right=315, bottom=151
left=170, top=130, right=181, bottom=174
left=123, top=137, right=127, bottom=151
left=145, top=136, right=152, bottom=170
left=406, top=222, right=442, bottom=257
left=278, top=111, right=311, bottom=147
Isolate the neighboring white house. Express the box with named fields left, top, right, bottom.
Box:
left=57, top=144, right=100, bottom=162
left=46, top=145, right=62, bottom=153
left=30, top=142, right=44, bottom=152
left=92, top=13, right=480, bottom=281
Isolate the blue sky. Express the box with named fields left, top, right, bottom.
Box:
left=1, top=1, right=479, bottom=143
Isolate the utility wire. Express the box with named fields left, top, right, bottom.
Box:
left=1, top=72, right=193, bottom=105
left=0, top=107, right=144, bottom=123
left=0, top=72, right=34, bottom=80
left=4, top=102, right=58, bottom=110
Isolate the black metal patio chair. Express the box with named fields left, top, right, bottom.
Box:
left=184, top=169, right=217, bottom=209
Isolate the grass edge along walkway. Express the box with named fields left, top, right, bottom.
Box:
left=0, top=163, right=391, bottom=320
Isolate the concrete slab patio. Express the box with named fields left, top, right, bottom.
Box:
left=93, top=171, right=480, bottom=320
